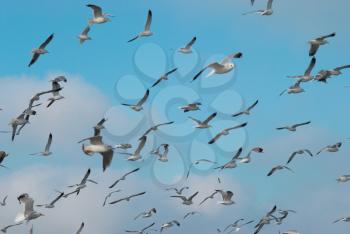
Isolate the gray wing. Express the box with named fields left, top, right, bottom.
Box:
left=87, top=4, right=103, bottom=17
left=81, top=26, right=90, bottom=36
left=39, top=34, right=54, bottom=49
left=135, top=136, right=147, bottom=155
left=287, top=152, right=297, bottom=164
left=28, top=53, right=40, bottom=67
left=334, top=64, right=350, bottom=71
left=136, top=89, right=149, bottom=106
left=208, top=132, right=223, bottom=144
left=50, top=192, right=64, bottom=205
left=222, top=52, right=243, bottom=64
left=101, top=150, right=114, bottom=172
left=203, top=112, right=217, bottom=124
left=267, top=167, right=277, bottom=176
left=144, top=10, right=152, bottom=31
left=317, top=32, right=336, bottom=40
left=247, top=99, right=259, bottom=111
left=192, top=67, right=208, bottom=82
left=232, top=148, right=243, bottom=160
left=76, top=222, right=84, bottom=234
left=185, top=37, right=196, bottom=49
left=309, top=44, right=319, bottom=57
left=267, top=0, right=273, bottom=9
left=81, top=168, right=91, bottom=185
left=44, top=133, right=52, bottom=152
left=225, top=122, right=248, bottom=131
left=151, top=77, right=163, bottom=87
left=293, top=121, right=311, bottom=128
left=304, top=57, right=316, bottom=76
left=165, top=68, right=178, bottom=76
left=90, top=135, right=103, bottom=145
left=142, top=222, right=155, bottom=232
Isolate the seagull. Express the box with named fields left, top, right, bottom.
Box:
left=215, top=190, right=235, bottom=205
left=28, top=34, right=54, bottom=67
left=179, top=102, right=201, bottom=112
left=122, top=89, right=149, bottom=111
left=315, top=65, right=350, bottom=83
left=10, top=112, right=30, bottom=141
left=238, top=147, right=264, bottom=163
left=199, top=191, right=219, bottom=206
left=157, top=144, right=169, bottom=162
left=287, top=57, right=316, bottom=82
left=183, top=211, right=199, bottom=219
left=36, top=192, right=64, bottom=208
left=186, top=159, right=217, bottom=179
left=178, top=37, right=197, bottom=54
left=120, top=136, right=147, bottom=161
left=267, top=165, right=294, bottom=176
left=224, top=219, right=254, bottom=233
left=152, top=68, right=178, bottom=87
left=29, top=133, right=53, bottom=156
left=141, top=121, right=174, bottom=138
left=0, top=151, right=9, bottom=168
left=81, top=135, right=114, bottom=171
left=134, top=208, right=157, bottom=220
left=171, top=191, right=199, bottom=205
left=243, top=0, right=274, bottom=16
left=0, top=195, right=8, bottom=206
left=286, top=149, right=313, bottom=164
left=166, top=186, right=189, bottom=195
left=232, top=100, right=258, bottom=117
left=160, top=220, right=180, bottom=233
left=215, top=148, right=243, bottom=170
left=128, top=10, right=153, bottom=43
left=86, top=4, right=112, bottom=25
left=192, top=52, right=243, bottom=81
left=102, top=190, right=122, bottom=207
left=208, top=123, right=247, bottom=144
left=272, top=209, right=296, bottom=225
left=333, top=216, right=350, bottom=223
left=76, top=222, right=85, bottom=234
left=336, top=175, right=350, bottom=183
left=189, top=112, right=217, bottom=129
left=78, top=25, right=91, bottom=44
left=47, top=76, right=67, bottom=108
left=109, top=192, right=146, bottom=205
left=316, top=142, right=342, bottom=155
left=279, top=80, right=304, bottom=95
left=125, top=222, right=155, bottom=234
left=15, top=194, right=44, bottom=223
left=254, top=205, right=277, bottom=234
left=308, top=32, right=336, bottom=56
left=66, top=168, right=97, bottom=196
left=276, top=121, right=311, bottom=132
left=109, top=168, right=140, bottom=188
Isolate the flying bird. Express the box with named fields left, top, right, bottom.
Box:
left=36, top=192, right=64, bottom=208
left=254, top=205, right=277, bottom=234
left=29, top=133, right=53, bottom=156
left=267, top=165, right=294, bottom=176
left=102, top=190, right=122, bottom=207
left=186, top=159, right=217, bottom=179
left=109, top=192, right=146, bottom=205
left=1, top=223, right=23, bottom=233
left=109, top=168, right=140, bottom=188
left=178, top=37, right=197, bottom=54
left=66, top=168, right=97, bottom=197
left=316, top=142, right=342, bottom=155
left=179, top=102, right=201, bottom=112
left=333, top=217, right=350, bottom=223
left=78, top=26, right=91, bottom=44
left=16, top=193, right=44, bottom=223
left=189, top=112, right=217, bottom=129
left=160, top=220, right=180, bottom=233
left=224, top=219, right=254, bottom=233
left=315, top=64, right=350, bottom=83
left=192, top=52, right=243, bottom=82
left=336, top=175, right=350, bottom=183
left=215, top=148, right=243, bottom=170
left=238, top=147, right=264, bottom=163
left=141, top=121, right=174, bottom=138
left=215, top=190, right=235, bottom=205
left=122, top=89, right=149, bottom=111
left=128, top=10, right=153, bottom=42
left=243, top=0, right=274, bottom=16
left=125, top=222, right=155, bottom=234
left=183, top=211, right=200, bottom=219
left=199, top=191, right=219, bottom=206
left=10, top=112, right=30, bottom=141
left=166, top=186, right=189, bottom=195
left=208, top=123, right=247, bottom=144
left=134, top=208, right=157, bottom=220
left=0, top=151, right=9, bottom=168
left=171, top=191, right=199, bottom=205
left=86, top=4, right=112, bottom=25
left=279, top=80, right=305, bottom=95
left=28, top=34, right=54, bottom=67
left=286, top=149, right=313, bottom=164
left=276, top=121, right=311, bottom=132
left=120, top=136, right=147, bottom=161
left=152, top=68, right=178, bottom=87
left=232, top=100, right=258, bottom=117
left=308, top=32, right=336, bottom=56
left=47, top=76, right=67, bottom=108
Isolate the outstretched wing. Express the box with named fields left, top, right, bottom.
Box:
left=39, top=34, right=54, bottom=49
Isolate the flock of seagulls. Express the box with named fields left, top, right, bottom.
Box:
left=0, top=1, right=349, bottom=234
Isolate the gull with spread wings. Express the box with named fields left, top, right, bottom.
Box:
left=28, top=34, right=54, bottom=67
left=128, top=10, right=153, bottom=43
left=209, top=123, right=247, bottom=144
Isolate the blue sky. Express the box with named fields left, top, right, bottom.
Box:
left=0, top=0, right=350, bottom=233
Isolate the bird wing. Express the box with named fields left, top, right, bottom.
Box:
left=208, top=132, right=223, bottom=144
left=232, top=148, right=243, bottom=160
left=304, top=57, right=316, bottom=76
left=317, top=32, right=336, bottom=40
left=44, top=133, right=53, bottom=152
left=185, top=37, right=196, bottom=49
left=334, top=64, right=350, bottom=71
left=287, top=152, right=297, bottom=164
left=50, top=192, right=64, bottom=205
left=267, top=167, right=277, bottom=176
left=171, top=195, right=186, bottom=201
left=80, top=168, right=91, bottom=185
left=304, top=149, right=313, bottom=156
left=22, top=196, right=34, bottom=216
left=81, top=26, right=90, bottom=36
left=129, top=192, right=146, bottom=200
left=135, top=136, right=147, bottom=156
left=199, top=191, right=218, bottom=205
left=267, top=0, right=274, bottom=9
left=186, top=163, right=194, bottom=178
left=136, top=89, right=150, bottom=106
left=90, top=135, right=104, bottom=145
left=165, top=68, right=178, bottom=76
left=156, top=121, right=174, bottom=128
left=189, top=191, right=199, bottom=200
left=221, top=52, right=243, bottom=64
left=127, top=35, right=139, bottom=43
left=293, top=121, right=311, bottom=128
left=151, top=78, right=163, bottom=87
left=39, top=34, right=54, bottom=49
left=203, top=112, right=217, bottom=124
left=225, top=122, right=248, bottom=131
left=76, top=222, right=85, bottom=234
left=123, top=168, right=140, bottom=178
left=28, top=53, right=40, bottom=67
left=144, top=10, right=152, bottom=31
left=101, top=150, right=114, bottom=172
left=232, top=111, right=244, bottom=117
left=142, top=222, right=155, bottom=232
left=247, top=99, right=259, bottom=111
left=309, top=44, right=320, bottom=57
left=87, top=4, right=103, bottom=17
left=191, top=67, right=208, bottom=82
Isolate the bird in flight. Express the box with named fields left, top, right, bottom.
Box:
left=208, top=123, right=247, bottom=144
left=178, top=37, right=197, bottom=54
left=128, top=10, right=153, bottom=43
left=29, top=133, right=53, bottom=156
left=151, top=68, right=178, bottom=87
left=243, top=0, right=274, bottom=16
left=86, top=4, right=112, bottom=25
left=308, top=32, right=336, bottom=56
left=28, top=34, right=54, bottom=67
left=276, top=121, right=311, bottom=132
left=122, top=89, right=149, bottom=112
left=232, top=100, right=258, bottom=117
